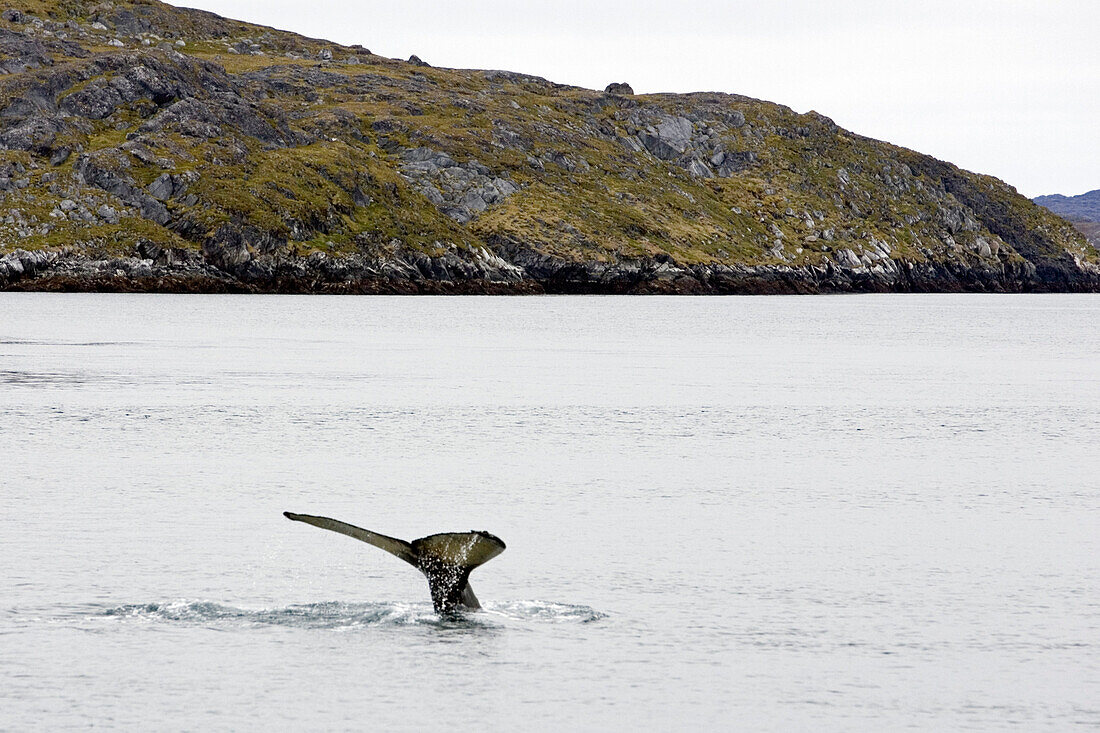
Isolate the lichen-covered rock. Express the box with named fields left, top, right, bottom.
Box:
left=0, top=115, right=67, bottom=155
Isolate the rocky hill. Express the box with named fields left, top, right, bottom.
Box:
left=1034, top=190, right=1100, bottom=248
left=0, top=0, right=1097, bottom=293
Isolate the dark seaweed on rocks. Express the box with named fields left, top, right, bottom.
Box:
left=0, top=0, right=1097, bottom=293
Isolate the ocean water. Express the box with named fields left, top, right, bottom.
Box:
left=0, top=293, right=1097, bottom=730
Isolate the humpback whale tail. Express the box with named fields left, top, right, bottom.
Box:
left=283, top=512, right=506, bottom=614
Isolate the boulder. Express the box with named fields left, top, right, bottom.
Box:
left=639, top=133, right=678, bottom=161
left=461, top=191, right=488, bottom=212
left=722, top=110, right=746, bottom=128
left=604, top=82, right=634, bottom=95
left=716, top=151, right=756, bottom=177
left=97, top=9, right=151, bottom=36
left=49, top=146, right=71, bottom=166
left=640, top=116, right=693, bottom=161
left=96, top=204, right=119, bottom=224
left=147, top=172, right=173, bottom=201
left=656, top=117, right=693, bottom=152
left=686, top=158, right=713, bottom=178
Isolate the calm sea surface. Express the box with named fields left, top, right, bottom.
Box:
left=1, top=293, right=1097, bottom=730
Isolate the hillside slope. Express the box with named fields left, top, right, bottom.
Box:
left=1, top=0, right=1097, bottom=293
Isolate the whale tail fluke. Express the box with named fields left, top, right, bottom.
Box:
left=410, top=531, right=506, bottom=613
left=410, top=531, right=506, bottom=570
left=283, top=512, right=505, bottom=614
left=283, top=511, right=418, bottom=567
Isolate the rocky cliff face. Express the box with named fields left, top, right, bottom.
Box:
left=1, top=0, right=1097, bottom=293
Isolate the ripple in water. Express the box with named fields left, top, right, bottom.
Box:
left=70, top=600, right=607, bottom=629
left=102, top=601, right=440, bottom=628
left=487, top=600, right=607, bottom=623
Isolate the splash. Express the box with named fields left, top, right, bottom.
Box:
left=483, top=600, right=608, bottom=624
left=98, top=600, right=439, bottom=629
left=77, top=599, right=607, bottom=629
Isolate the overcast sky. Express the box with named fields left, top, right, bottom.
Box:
left=174, top=0, right=1098, bottom=198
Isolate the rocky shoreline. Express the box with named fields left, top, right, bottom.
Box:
left=4, top=245, right=1097, bottom=295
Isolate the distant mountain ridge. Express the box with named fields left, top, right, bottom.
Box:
left=1034, top=190, right=1100, bottom=222
left=0, top=0, right=1097, bottom=293
left=1034, top=190, right=1100, bottom=247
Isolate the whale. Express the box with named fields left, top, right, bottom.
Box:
left=283, top=512, right=506, bottom=614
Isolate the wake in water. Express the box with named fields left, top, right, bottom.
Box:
left=58, top=599, right=607, bottom=630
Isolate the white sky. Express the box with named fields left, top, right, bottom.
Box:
left=173, top=0, right=1099, bottom=198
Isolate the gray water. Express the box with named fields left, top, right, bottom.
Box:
left=1, top=293, right=1097, bottom=731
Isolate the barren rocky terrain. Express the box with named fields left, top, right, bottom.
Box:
left=1, top=0, right=1097, bottom=293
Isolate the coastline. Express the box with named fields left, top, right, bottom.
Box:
left=3, top=246, right=1097, bottom=295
